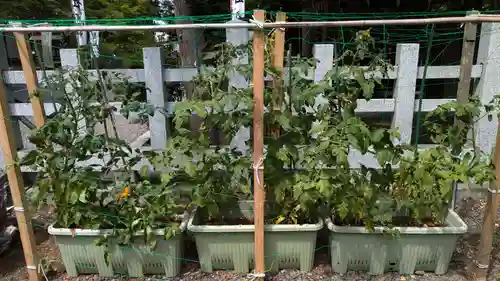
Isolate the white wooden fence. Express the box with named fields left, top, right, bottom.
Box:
left=3, top=21, right=500, bottom=171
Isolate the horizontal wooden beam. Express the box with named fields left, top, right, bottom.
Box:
left=29, top=35, right=63, bottom=41
left=9, top=103, right=60, bottom=116
left=7, top=97, right=453, bottom=118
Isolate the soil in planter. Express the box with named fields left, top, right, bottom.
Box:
left=204, top=215, right=310, bottom=225
left=205, top=217, right=254, bottom=225
left=56, top=217, right=182, bottom=230
left=334, top=215, right=447, bottom=228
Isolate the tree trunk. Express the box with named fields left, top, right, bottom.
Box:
left=173, top=0, right=204, bottom=135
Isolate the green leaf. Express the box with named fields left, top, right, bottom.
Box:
left=192, top=103, right=206, bottom=118
left=376, top=150, right=393, bottom=165
left=29, top=187, right=41, bottom=203
left=310, top=121, right=326, bottom=135
left=69, top=190, right=79, bottom=204
left=361, top=81, right=375, bottom=99
left=164, top=227, right=173, bottom=240
left=161, top=172, right=172, bottom=184
left=104, top=252, right=111, bottom=266
left=338, top=202, right=349, bottom=220
left=139, top=165, right=149, bottom=179
left=146, top=226, right=153, bottom=244
left=371, top=129, right=385, bottom=143
left=348, top=135, right=361, bottom=152
left=73, top=211, right=82, bottom=225
left=79, top=190, right=87, bottom=203
left=415, top=167, right=425, bottom=180
left=103, top=195, right=114, bottom=206
left=276, top=115, right=291, bottom=131
left=93, top=236, right=107, bottom=247
left=131, top=219, right=141, bottom=230
left=150, top=239, right=157, bottom=249
left=21, top=150, right=38, bottom=166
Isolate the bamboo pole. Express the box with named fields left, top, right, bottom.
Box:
left=270, top=12, right=286, bottom=138
left=6, top=16, right=500, bottom=32
left=456, top=12, right=478, bottom=127
left=0, top=77, right=41, bottom=281
left=470, top=119, right=500, bottom=281
left=252, top=9, right=266, bottom=281
left=14, top=31, right=46, bottom=128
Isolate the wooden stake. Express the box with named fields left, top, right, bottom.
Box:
left=456, top=14, right=478, bottom=129
left=470, top=119, right=500, bottom=281
left=14, top=31, right=46, bottom=128
left=452, top=15, right=478, bottom=209
left=270, top=12, right=286, bottom=138
left=252, top=9, right=266, bottom=281
left=0, top=77, right=41, bottom=281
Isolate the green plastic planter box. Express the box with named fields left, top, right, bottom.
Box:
left=187, top=201, right=323, bottom=273
left=326, top=209, right=467, bottom=275
left=48, top=217, right=187, bottom=277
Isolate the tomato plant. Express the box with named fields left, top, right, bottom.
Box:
left=24, top=67, right=184, bottom=249
left=147, top=28, right=497, bottom=229
left=145, top=43, right=253, bottom=219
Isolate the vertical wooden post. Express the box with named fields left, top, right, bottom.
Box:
left=252, top=9, right=266, bottom=281
left=452, top=13, right=478, bottom=209
left=471, top=120, right=500, bottom=281
left=391, top=44, right=419, bottom=145
left=226, top=18, right=250, bottom=153
left=0, top=78, right=41, bottom=281
left=0, top=33, right=23, bottom=171
left=312, top=44, right=334, bottom=112
left=270, top=12, right=286, bottom=138
left=14, top=30, right=45, bottom=128
left=313, top=44, right=334, bottom=83
left=456, top=13, right=478, bottom=122
left=474, top=22, right=500, bottom=154
left=143, top=47, right=168, bottom=149
left=40, top=23, right=54, bottom=69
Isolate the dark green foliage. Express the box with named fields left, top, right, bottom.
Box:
left=150, top=29, right=496, bottom=230
left=25, top=68, right=183, bottom=249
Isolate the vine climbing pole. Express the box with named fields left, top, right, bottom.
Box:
left=252, top=9, right=266, bottom=281
left=0, top=35, right=42, bottom=280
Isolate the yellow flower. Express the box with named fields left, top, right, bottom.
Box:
left=117, top=187, right=129, bottom=200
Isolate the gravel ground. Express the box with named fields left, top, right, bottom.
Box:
left=0, top=196, right=498, bottom=281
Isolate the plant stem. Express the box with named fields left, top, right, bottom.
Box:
left=286, top=43, right=294, bottom=170
left=92, top=56, right=128, bottom=170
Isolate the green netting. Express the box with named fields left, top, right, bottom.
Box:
left=0, top=10, right=487, bottom=144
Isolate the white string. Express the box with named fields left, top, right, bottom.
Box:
left=488, top=187, right=499, bottom=194
left=474, top=259, right=489, bottom=269
left=249, top=16, right=265, bottom=29
left=247, top=272, right=266, bottom=281
left=38, top=264, right=49, bottom=281
left=252, top=157, right=264, bottom=186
